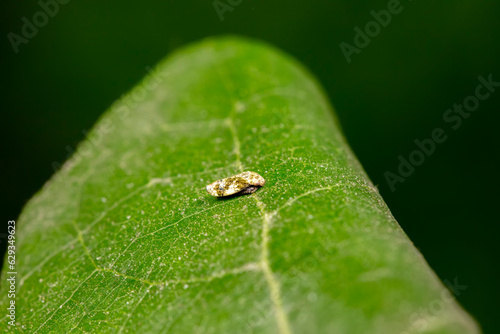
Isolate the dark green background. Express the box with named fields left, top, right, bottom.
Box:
left=1, top=0, right=499, bottom=332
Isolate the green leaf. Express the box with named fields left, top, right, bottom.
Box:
left=1, top=36, right=480, bottom=334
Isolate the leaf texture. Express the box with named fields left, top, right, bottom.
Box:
left=0, top=37, right=480, bottom=334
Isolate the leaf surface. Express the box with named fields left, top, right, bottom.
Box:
left=1, top=37, right=480, bottom=334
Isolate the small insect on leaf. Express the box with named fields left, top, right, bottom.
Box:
left=206, top=171, right=266, bottom=197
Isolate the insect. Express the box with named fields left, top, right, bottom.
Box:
left=206, top=171, right=266, bottom=197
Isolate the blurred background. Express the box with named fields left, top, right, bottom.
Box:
left=1, top=0, right=499, bottom=332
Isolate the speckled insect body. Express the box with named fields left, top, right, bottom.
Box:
left=206, top=171, right=265, bottom=197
